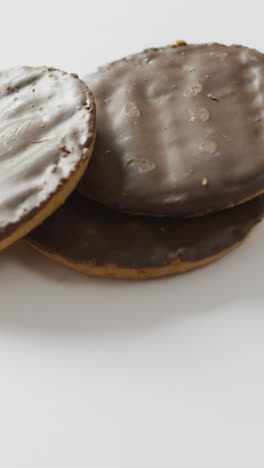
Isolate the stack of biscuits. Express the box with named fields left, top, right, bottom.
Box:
left=1, top=42, right=264, bottom=279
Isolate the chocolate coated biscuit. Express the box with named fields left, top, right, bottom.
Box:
left=27, top=192, right=264, bottom=280
left=0, top=66, right=95, bottom=249
left=80, top=43, right=264, bottom=217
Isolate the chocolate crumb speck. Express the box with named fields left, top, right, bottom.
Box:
left=176, top=40, right=187, bottom=45
left=71, top=73, right=79, bottom=79
left=59, top=144, right=70, bottom=156
left=172, top=40, right=187, bottom=48
left=208, top=93, right=219, bottom=102
left=32, top=88, right=36, bottom=92
left=82, top=148, right=89, bottom=156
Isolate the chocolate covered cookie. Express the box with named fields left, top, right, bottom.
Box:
left=0, top=66, right=95, bottom=250
left=79, top=43, right=264, bottom=217
left=27, top=192, right=264, bottom=280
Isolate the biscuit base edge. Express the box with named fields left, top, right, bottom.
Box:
left=27, top=226, right=256, bottom=280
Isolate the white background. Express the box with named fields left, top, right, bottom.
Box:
left=1, top=0, right=264, bottom=466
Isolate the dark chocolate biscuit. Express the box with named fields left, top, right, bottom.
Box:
left=0, top=66, right=95, bottom=249
left=79, top=43, right=264, bottom=217
left=27, top=192, right=264, bottom=280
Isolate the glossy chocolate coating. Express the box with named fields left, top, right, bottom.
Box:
left=0, top=66, right=95, bottom=240
left=28, top=192, right=264, bottom=269
left=80, top=43, right=264, bottom=217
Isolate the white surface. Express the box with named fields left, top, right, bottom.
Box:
left=1, top=0, right=264, bottom=466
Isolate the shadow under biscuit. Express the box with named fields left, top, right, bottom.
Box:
left=0, top=223, right=263, bottom=337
